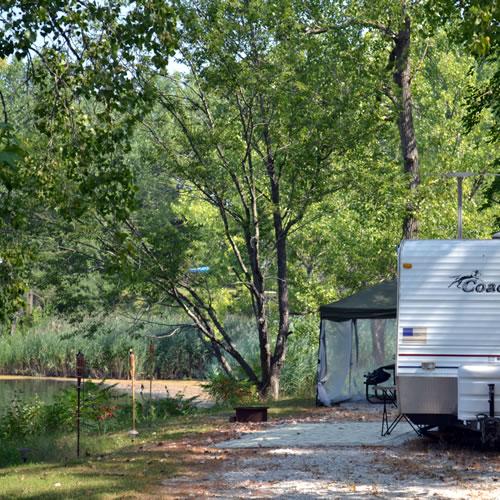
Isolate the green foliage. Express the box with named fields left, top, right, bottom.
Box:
left=0, top=1, right=177, bottom=109
left=0, top=382, right=200, bottom=447
left=202, top=372, right=258, bottom=406
left=139, top=390, right=199, bottom=420
left=426, top=0, right=499, bottom=161
left=87, top=0, right=395, bottom=395
left=0, top=247, right=28, bottom=324
left=198, top=315, right=319, bottom=400
left=0, top=394, right=44, bottom=439
left=48, top=382, right=122, bottom=433
left=279, top=317, right=319, bottom=398
left=426, top=0, right=498, bottom=57
left=0, top=112, right=30, bottom=323
left=0, top=0, right=177, bottom=221
left=0, top=0, right=498, bottom=400
left=0, top=1, right=177, bottom=321
left=0, top=382, right=121, bottom=439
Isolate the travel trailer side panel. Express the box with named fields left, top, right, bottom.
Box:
left=398, top=377, right=457, bottom=415
left=397, top=239, right=500, bottom=424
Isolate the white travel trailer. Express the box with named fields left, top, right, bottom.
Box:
left=397, top=238, right=500, bottom=442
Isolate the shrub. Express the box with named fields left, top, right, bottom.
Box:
left=137, top=389, right=199, bottom=422
left=0, top=382, right=202, bottom=447
left=0, top=395, right=44, bottom=439
left=44, top=381, right=124, bottom=434
left=202, top=372, right=258, bottom=406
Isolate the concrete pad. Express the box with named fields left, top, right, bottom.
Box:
left=216, top=421, right=417, bottom=449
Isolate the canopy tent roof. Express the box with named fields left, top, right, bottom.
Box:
left=319, top=280, right=397, bottom=321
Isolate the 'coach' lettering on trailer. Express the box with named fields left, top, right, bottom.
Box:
left=448, top=271, right=500, bottom=293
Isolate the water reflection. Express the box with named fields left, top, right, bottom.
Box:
left=0, top=378, right=74, bottom=414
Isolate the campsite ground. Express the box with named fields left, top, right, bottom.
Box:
left=1, top=398, right=499, bottom=499
left=159, top=402, right=500, bottom=499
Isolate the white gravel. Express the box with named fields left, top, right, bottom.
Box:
left=161, top=405, right=500, bottom=499
left=211, top=444, right=500, bottom=499
left=216, top=422, right=416, bottom=448
left=210, top=422, right=500, bottom=499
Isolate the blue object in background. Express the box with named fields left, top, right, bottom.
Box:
left=189, top=266, right=210, bottom=273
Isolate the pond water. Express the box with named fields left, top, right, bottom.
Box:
left=0, top=378, right=75, bottom=415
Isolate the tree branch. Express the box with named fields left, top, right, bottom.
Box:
left=305, top=17, right=395, bottom=38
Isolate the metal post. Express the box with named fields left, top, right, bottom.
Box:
left=445, top=172, right=500, bottom=239
left=488, top=383, right=495, bottom=418
left=129, top=349, right=136, bottom=433
left=77, top=377, right=80, bottom=457
left=76, top=351, right=85, bottom=458
left=149, top=341, right=155, bottom=401
left=457, top=176, right=463, bottom=239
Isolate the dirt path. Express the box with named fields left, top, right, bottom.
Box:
left=158, top=405, right=500, bottom=499
left=105, top=378, right=210, bottom=402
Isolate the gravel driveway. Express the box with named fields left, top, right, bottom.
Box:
left=212, top=439, right=499, bottom=498
left=161, top=403, right=500, bottom=499
left=216, top=421, right=416, bottom=448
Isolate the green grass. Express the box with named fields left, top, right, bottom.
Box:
left=267, top=397, right=317, bottom=418
left=0, top=315, right=212, bottom=380
left=0, top=412, right=221, bottom=499
left=0, top=400, right=316, bottom=499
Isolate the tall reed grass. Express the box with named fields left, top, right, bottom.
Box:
left=0, top=314, right=320, bottom=397
left=0, top=316, right=212, bottom=379
left=215, top=315, right=319, bottom=398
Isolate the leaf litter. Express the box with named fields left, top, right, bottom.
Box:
left=158, top=402, right=499, bottom=499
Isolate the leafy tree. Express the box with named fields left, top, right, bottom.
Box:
left=1, top=0, right=496, bottom=397
left=426, top=1, right=498, bottom=137
left=76, top=0, right=385, bottom=398
left=304, top=0, right=430, bottom=238
left=0, top=61, right=33, bottom=325
left=0, top=1, right=178, bottom=324
left=304, top=0, right=499, bottom=238
left=287, top=20, right=498, bottom=309
left=425, top=0, right=499, bottom=214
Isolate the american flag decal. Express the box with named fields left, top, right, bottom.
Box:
left=402, top=327, right=427, bottom=344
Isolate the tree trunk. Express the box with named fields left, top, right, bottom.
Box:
left=310, top=11, right=421, bottom=239
left=268, top=364, right=281, bottom=400
left=26, top=290, right=34, bottom=315
left=259, top=104, right=291, bottom=400
left=210, top=339, right=233, bottom=376
left=392, top=14, right=420, bottom=239
left=266, top=228, right=290, bottom=399
left=171, top=286, right=260, bottom=384
left=244, top=226, right=272, bottom=395
left=197, top=330, right=233, bottom=376
left=371, top=319, right=386, bottom=366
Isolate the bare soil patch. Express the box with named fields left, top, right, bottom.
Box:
left=106, top=378, right=210, bottom=402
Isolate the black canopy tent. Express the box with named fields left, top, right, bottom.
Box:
left=317, top=280, right=397, bottom=405
left=320, top=280, right=397, bottom=321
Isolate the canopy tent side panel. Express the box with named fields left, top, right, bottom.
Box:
left=317, top=318, right=397, bottom=405
left=317, top=320, right=353, bottom=405
left=317, top=280, right=398, bottom=406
